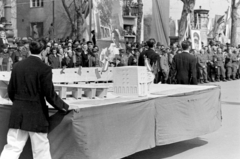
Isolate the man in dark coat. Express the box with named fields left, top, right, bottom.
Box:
left=0, top=40, right=69, bottom=159
left=138, top=39, right=159, bottom=67
left=171, top=41, right=198, bottom=85
left=138, top=39, right=161, bottom=83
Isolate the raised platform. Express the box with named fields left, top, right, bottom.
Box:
left=0, top=84, right=222, bottom=159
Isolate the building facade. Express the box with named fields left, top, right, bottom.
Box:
left=15, top=0, right=143, bottom=43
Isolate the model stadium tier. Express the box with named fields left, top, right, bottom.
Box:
left=54, top=84, right=110, bottom=99
left=52, top=67, right=113, bottom=84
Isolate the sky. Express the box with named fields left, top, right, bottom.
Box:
left=142, top=0, right=231, bottom=19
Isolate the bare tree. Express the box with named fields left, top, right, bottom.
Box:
left=62, top=0, right=75, bottom=38
left=61, top=0, right=91, bottom=39
left=73, top=0, right=90, bottom=40
left=144, top=14, right=152, bottom=41
left=178, top=0, right=196, bottom=44
left=231, top=0, right=240, bottom=46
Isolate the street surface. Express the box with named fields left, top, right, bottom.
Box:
left=125, top=80, right=240, bottom=159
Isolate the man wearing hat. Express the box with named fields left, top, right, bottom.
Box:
left=225, top=49, right=234, bottom=80
left=18, top=38, right=30, bottom=60
left=0, top=31, right=8, bottom=49
left=213, top=47, right=226, bottom=82
left=0, top=44, right=12, bottom=71
left=160, top=49, right=169, bottom=84
left=206, top=43, right=218, bottom=82
left=231, top=50, right=239, bottom=80
left=197, top=49, right=209, bottom=83
left=128, top=46, right=138, bottom=66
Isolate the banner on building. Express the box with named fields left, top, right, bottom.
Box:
left=191, top=30, right=202, bottom=50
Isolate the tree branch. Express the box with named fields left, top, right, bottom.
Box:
left=236, top=0, right=240, bottom=7
left=62, top=0, right=73, bottom=23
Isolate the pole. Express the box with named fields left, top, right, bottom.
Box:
left=89, top=0, right=92, bottom=41
left=53, top=0, right=55, bottom=39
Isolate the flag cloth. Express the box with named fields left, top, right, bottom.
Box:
left=95, top=68, right=101, bottom=79
left=60, top=66, right=66, bottom=74
left=77, top=66, right=82, bottom=76
left=102, top=60, right=109, bottom=72
left=151, top=0, right=170, bottom=46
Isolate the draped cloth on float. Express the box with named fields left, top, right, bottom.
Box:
left=151, top=0, right=170, bottom=46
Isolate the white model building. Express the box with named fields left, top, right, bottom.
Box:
left=113, top=66, right=149, bottom=97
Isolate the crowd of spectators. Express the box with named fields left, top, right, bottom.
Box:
left=0, top=37, right=100, bottom=70
left=1, top=37, right=240, bottom=85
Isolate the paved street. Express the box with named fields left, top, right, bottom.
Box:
left=126, top=80, right=240, bottom=159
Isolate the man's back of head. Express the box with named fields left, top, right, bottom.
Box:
left=181, top=41, right=190, bottom=51
left=29, top=40, right=45, bottom=55
left=147, top=39, right=156, bottom=49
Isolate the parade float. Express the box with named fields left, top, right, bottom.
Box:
left=0, top=0, right=222, bottom=158
left=0, top=66, right=222, bottom=159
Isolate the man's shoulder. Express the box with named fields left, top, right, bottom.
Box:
left=181, top=52, right=195, bottom=58
left=18, top=57, right=50, bottom=69
left=175, top=52, right=195, bottom=60
left=144, top=49, right=155, bottom=54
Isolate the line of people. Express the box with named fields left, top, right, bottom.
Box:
left=112, top=39, right=240, bottom=85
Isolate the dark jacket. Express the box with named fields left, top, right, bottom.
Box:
left=138, top=49, right=159, bottom=66
left=82, top=51, right=89, bottom=67
left=171, top=52, right=197, bottom=85
left=75, top=53, right=83, bottom=67
left=8, top=56, right=69, bottom=133
left=128, top=54, right=137, bottom=66
left=48, top=54, right=60, bottom=68
left=62, top=56, right=74, bottom=68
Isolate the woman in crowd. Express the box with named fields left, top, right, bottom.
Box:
left=81, top=43, right=89, bottom=67
left=48, top=47, right=61, bottom=69
left=75, top=45, right=83, bottom=67
left=62, top=49, right=74, bottom=68
left=128, top=47, right=138, bottom=66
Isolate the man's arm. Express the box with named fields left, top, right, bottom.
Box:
left=138, top=53, right=145, bottom=66
left=190, top=57, right=198, bottom=85
left=7, top=70, right=15, bottom=101
left=40, top=67, right=69, bottom=112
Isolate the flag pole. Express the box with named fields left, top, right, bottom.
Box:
left=89, top=0, right=92, bottom=41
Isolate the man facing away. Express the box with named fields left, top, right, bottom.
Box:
left=171, top=41, right=197, bottom=85
left=0, top=40, right=70, bottom=159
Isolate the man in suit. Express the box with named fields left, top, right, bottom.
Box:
left=0, top=31, right=8, bottom=49
left=138, top=39, right=160, bottom=67
left=171, top=41, right=197, bottom=85
left=138, top=39, right=160, bottom=83
left=0, top=40, right=70, bottom=159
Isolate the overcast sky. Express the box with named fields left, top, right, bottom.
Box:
left=143, top=0, right=231, bottom=19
